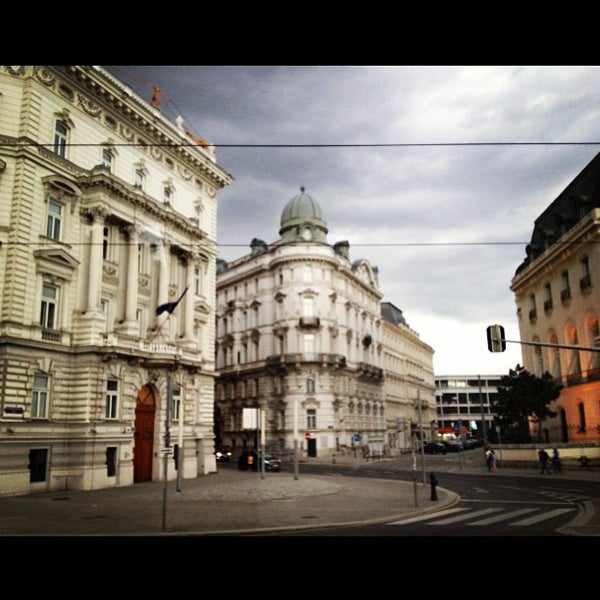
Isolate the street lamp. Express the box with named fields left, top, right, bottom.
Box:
left=415, top=391, right=426, bottom=485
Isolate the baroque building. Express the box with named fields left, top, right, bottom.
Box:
left=510, top=151, right=600, bottom=444
left=215, top=188, right=434, bottom=459
left=0, top=66, right=231, bottom=496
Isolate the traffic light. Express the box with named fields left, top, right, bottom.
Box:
left=486, top=324, right=506, bottom=352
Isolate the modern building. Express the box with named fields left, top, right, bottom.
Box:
left=0, top=66, right=231, bottom=496
left=381, top=302, right=436, bottom=454
left=214, top=188, right=435, bottom=459
left=510, top=150, right=600, bottom=444
left=434, top=375, right=499, bottom=441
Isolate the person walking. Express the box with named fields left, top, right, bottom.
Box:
left=538, top=448, right=551, bottom=474
left=552, top=448, right=562, bottom=474
left=485, top=447, right=497, bottom=472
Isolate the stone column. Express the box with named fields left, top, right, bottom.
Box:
left=86, top=206, right=108, bottom=312
left=124, top=224, right=139, bottom=325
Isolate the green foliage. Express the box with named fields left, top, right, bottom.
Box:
left=490, top=364, right=562, bottom=443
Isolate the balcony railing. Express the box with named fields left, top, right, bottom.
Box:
left=580, top=274, right=592, bottom=291
left=560, top=288, right=571, bottom=302
left=299, top=316, right=320, bottom=328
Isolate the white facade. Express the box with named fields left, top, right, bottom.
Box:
left=510, top=152, right=600, bottom=444
left=0, top=66, right=231, bottom=496
left=381, top=302, right=436, bottom=454
left=215, top=189, right=386, bottom=458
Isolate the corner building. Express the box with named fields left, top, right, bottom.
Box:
left=0, top=66, right=231, bottom=496
left=511, top=151, right=600, bottom=444
left=215, top=188, right=435, bottom=459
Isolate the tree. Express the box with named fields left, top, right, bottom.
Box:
left=491, top=364, right=562, bottom=443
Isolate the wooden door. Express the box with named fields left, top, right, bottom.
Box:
left=134, top=385, right=156, bottom=483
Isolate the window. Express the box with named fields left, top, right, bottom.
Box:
left=134, top=169, right=145, bottom=189
left=105, top=379, right=119, bottom=419
left=303, top=296, right=314, bottom=317
left=304, top=333, right=315, bottom=356
left=46, top=200, right=62, bottom=240
left=102, top=149, right=113, bottom=171
left=528, top=294, right=537, bottom=321
left=32, top=374, right=50, bottom=419
left=172, top=387, right=181, bottom=421
left=194, top=265, right=201, bottom=295
left=543, top=283, right=553, bottom=312
left=580, top=256, right=592, bottom=290
left=102, top=226, right=110, bottom=260
left=163, top=187, right=172, bottom=206
left=307, top=408, right=317, bottom=429
left=561, top=270, right=571, bottom=302
left=306, top=376, right=315, bottom=394
left=303, top=265, right=312, bottom=283
left=53, top=120, right=68, bottom=157
left=40, top=283, right=58, bottom=329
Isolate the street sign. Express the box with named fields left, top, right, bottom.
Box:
left=161, top=447, right=173, bottom=455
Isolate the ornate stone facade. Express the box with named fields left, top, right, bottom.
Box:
left=0, top=66, right=231, bottom=495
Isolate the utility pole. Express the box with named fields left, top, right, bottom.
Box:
left=479, top=374, right=487, bottom=452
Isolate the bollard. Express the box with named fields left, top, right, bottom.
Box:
left=429, top=472, right=438, bottom=501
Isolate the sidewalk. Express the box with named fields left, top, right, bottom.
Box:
left=0, top=452, right=598, bottom=537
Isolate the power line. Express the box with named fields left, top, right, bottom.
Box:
left=4, top=141, right=600, bottom=149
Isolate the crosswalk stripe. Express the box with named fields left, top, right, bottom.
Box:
left=467, top=507, right=538, bottom=525
left=510, top=507, right=575, bottom=526
left=387, top=505, right=577, bottom=527
left=427, top=507, right=501, bottom=525
left=387, top=507, right=467, bottom=525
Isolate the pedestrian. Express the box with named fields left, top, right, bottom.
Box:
left=485, top=447, right=497, bottom=472
left=552, top=448, right=562, bottom=474
left=538, top=448, right=551, bottom=474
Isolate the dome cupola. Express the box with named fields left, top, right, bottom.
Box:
left=279, top=187, right=328, bottom=243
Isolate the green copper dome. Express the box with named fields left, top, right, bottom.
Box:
left=279, top=187, right=328, bottom=243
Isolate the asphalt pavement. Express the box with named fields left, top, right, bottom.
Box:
left=0, top=451, right=598, bottom=537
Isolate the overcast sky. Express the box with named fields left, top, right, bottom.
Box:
left=104, top=65, right=600, bottom=376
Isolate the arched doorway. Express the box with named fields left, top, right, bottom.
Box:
left=134, top=384, right=156, bottom=483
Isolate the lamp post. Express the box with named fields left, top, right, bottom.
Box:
left=162, top=373, right=172, bottom=532
left=478, top=374, right=487, bottom=453
left=293, top=398, right=299, bottom=480
left=416, top=390, right=426, bottom=485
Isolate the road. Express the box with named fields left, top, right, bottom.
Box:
left=247, top=451, right=598, bottom=536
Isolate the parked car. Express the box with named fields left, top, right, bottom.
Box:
left=441, top=439, right=463, bottom=452
left=237, top=450, right=281, bottom=472
left=423, top=441, right=447, bottom=455
left=459, top=437, right=478, bottom=450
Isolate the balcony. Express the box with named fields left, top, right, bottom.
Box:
left=580, top=274, right=592, bottom=292
left=560, top=288, right=571, bottom=303
left=299, top=316, right=320, bottom=328
left=543, top=299, right=553, bottom=313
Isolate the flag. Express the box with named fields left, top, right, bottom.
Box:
left=155, top=286, right=189, bottom=316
